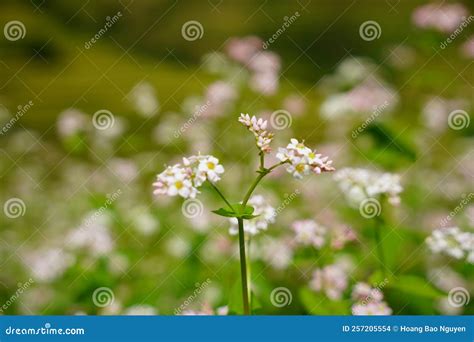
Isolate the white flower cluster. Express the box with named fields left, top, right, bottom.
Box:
left=153, top=155, right=224, bottom=199
left=239, top=113, right=274, bottom=153
left=351, top=282, right=392, bottom=315
left=333, top=167, right=402, bottom=206
left=310, top=263, right=348, bottom=300
left=276, top=139, right=335, bottom=179
left=426, top=227, right=474, bottom=264
left=229, top=194, right=276, bottom=236
left=291, top=219, right=327, bottom=249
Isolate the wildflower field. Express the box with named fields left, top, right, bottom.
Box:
left=0, top=0, right=473, bottom=316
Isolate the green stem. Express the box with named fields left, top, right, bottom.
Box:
left=237, top=218, right=250, bottom=315
left=241, top=160, right=289, bottom=207
left=209, top=182, right=234, bottom=211
left=374, top=215, right=387, bottom=278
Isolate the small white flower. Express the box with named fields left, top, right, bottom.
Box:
left=277, top=139, right=335, bottom=179
left=198, top=156, right=225, bottom=183
left=153, top=154, right=225, bottom=200
left=292, top=220, right=327, bottom=248
left=310, top=263, right=348, bottom=300
left=239, top=113, right=274, bottom=153
left=426, top=227, right=474, bottom=264
left=333, top=168, right=402, bottom=206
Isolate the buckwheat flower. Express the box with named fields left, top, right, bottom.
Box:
left=276, top=139, right=335, bottom=179
left=153, top=165, right=197, bottom=199
left=57, top=109, right=88, bottom=138
left=352, top=301, right=392, bottom=315
left=229, top=194, right=275, bottom=236
left=129, top=81, right=159, bottom=117
left=239, top=114, right=274, bottom=153
left=461, top=36, right=474, bottom=59
left=333, top=168, right=402, bottom=206
left=426, top=227, right=474, bottom=264
left=258, top=237, right=294, bottom=270
left=291, top=219, right=327, bottom=249
left=331, top=226, right=357, bottom=250
left=197, top=155, right=225, bottom=183
left=351, top=282, right=384, bottom=303
left=412, top=3, right=469, bottom=33
left=310, top=263, right=348, bottom=300
left=153, top=155, right=225, bottom=200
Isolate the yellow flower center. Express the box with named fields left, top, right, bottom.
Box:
left=175, top=181, right=183, bottom=189
left=296, top=164, right=305, bottom=172
left=207, top=162, right=215, bottom=170
left=308, top=152, right=315, bottom=159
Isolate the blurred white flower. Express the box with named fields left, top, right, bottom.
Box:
left=461, top=36, right=474, bottom=59
left=310, top=263, right=348, bottom=300
left=68, top=212, right=114, bottom=256
left=57, top=109, right=88, bottom=138
left=258, top=237, right=294, bottom=270
left=276, top=139, right=335, bottom=179
left=352, top=301, right=392, bottom=315
left=351, top=282, right=384, bottom=302
left=333, top=168, right=402, bottom=206
left=203, top=81, right=237, bottom=117
left=129, top=82, right=159, bottom=117
left=426, top=227, right=474, bottom=263
left=25, top=248, right=75, bottom=282
left=412, top=3, right=469, bottom=33
left=225, top=36, right=263, bottom=64
left=229, top=194, right=275, bottom=236
left=124, top=305, right=157, bottom=315
left=291, top=219, right=327, bottom=248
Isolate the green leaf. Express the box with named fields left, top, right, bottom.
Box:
left=212, top=204, right=259, bottom=220
left=388, top=275, right=445, bottom=299
left=299, top=288, right=350, bottom=315
left=211, top=207, right=237, bottom=218
left=227, top=280, right=243, bottom=315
